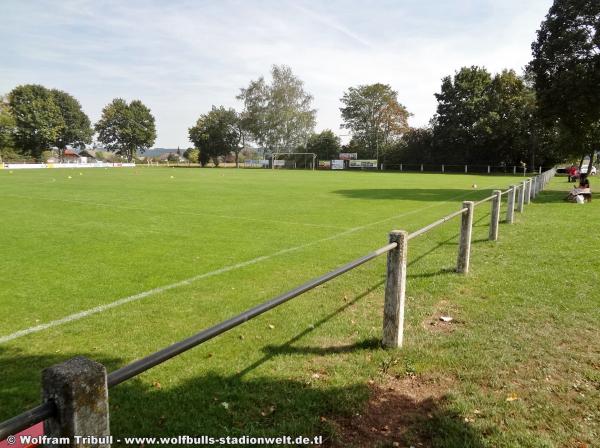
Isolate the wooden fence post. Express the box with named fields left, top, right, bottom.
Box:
left=525, top=179, right=531, bottom=204
left=43, top=356, right=111, bottom=448
left=456, top=201, right=474, bottom=274
left=383, top=230, right=408, bottom=348
left=518, top=181, right=526, bottom=212
left=506, top=185, right=516, bottom=224
left=489, top=190, right=501, bottom=241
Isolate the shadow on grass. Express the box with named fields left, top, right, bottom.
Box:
left=0, top=275, right=489, bottom=446
left=333, top=188, right=488, bottom=202
left=0, top=346, right=486, bottom=447
left=533, top=189, right=574, bottom=204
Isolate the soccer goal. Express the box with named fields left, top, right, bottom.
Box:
left=271, top=153, right=317, bottom=170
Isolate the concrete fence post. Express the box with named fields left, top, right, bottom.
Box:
left=513, top=166, right=517, bottom=175
left=506, top=185, right=516, bottom=224
left=420, top=164, right=423, bottom=172
left=442, top=164, right=445, bottom=173
left=400, top=163, right=402, bottom=172
left=457, top=201, right=474, bottom=274
left=465, top=164, right=468, bottom=173
left=42, top=356, right=111, bottom=448
left=487, top=165, right=491, bottom=174
left=383, top=230, right=408, bottom=349
left=518, top=181, right=526, bottom=212
left=489, top=190, right=501, bottom=241
left=525, top=179, right=532, bottom=204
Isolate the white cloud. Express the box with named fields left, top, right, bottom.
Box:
left=0, top=0, right=553, bottom=147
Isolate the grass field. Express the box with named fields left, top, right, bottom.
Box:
left=0, top=167, right=598, bottom=447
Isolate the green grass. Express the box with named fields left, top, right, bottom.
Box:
left=0, top=167, right=598, bottom=447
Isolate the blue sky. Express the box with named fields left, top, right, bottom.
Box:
left=0, top=0, right=553, bottom=148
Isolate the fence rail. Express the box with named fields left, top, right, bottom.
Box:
left=0, top=168, right=556, bottom=445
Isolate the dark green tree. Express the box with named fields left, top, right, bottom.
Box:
left=50, top=89, right=93, bottom=161
left=188, top=106, right=240, bottom=167
left=8, top=84, right=64, bottom=160
left=432, top=66, right=493, bottom=164
left=0, top=95, right=17, bottom=160
left=384, top=127, right=434, bottom=166
left=340, top=83, right=410, bottom=165
left=95, top=98, right=156, bottom=162
left=529, top=0, right=600, bottom=170
left=306, top=130, right=341, bottom=161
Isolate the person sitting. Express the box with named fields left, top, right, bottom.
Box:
left=566, top=174, right=591, bottom=202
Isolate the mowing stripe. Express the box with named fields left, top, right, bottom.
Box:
left=0, top=185, right=503, bottom=344
left=1, top=193, right=347, bottom=231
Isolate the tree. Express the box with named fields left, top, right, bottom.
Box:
left=8, top=84, right=64, bottom=160
left=432, top=67, right=493, bottom=164
left=50, top=89, right=93, bottom=161
left=305, top=130, right=341, bottom=161
left=529, top=0, right=600, bottom=171
left=237, top=65, right=316, bottom=155
left=340, top=83, right=410, bottom=165
left=0, top=95, right=17, bottom=160
left=476, top=70, right=538, bottom=167
left=384, top=127, right=435, bottom=166
left=431, top=67, right=563, bottom=168
left=95, top=98, right=156, bottom=162
left=188, top=106, right=240, bottom=167
left=183, top=147, right=199, bottom=163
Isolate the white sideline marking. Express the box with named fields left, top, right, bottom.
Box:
left=0, top=185, right=503, bottom=344
left=2, top=193, right=346, bottom=231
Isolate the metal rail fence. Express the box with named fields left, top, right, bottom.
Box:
left=381, top=163, right=549, bottom=175
left=0, top=168, right=556, bottom=446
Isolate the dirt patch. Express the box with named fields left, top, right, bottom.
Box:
left=422, top=300, right=460, bottom=333
left=327, top=374, right=455, bottom=447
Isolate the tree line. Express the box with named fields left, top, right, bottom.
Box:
left=1, top=0, right=597, bottom=169
left=0, top=86, right=157, bottom=162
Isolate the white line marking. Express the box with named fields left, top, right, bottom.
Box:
left=0, top=185, right=505, bottom=344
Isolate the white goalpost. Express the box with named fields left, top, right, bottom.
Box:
left=271, top=152, right=317, bottom=170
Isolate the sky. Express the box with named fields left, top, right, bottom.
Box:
left=0, top=0, right=554, bottom=148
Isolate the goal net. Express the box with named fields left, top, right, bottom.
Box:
left=272, top=153, right=316, bottom=170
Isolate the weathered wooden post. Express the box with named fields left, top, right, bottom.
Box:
left=457, top=201, right=474, bottom=274
left=489, top=190, right=501, bottom=241
left=43, top=356, right=111, bottom=448
left=518, top=181, right=526, bottom=212
left=506, top=185, right=516, bottom=224
left=383, top=230, right=408, bottom=348
left=525, top=179, right=532, bottom=204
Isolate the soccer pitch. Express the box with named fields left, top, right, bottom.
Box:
left=1, top=167, right=525, bottom=437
